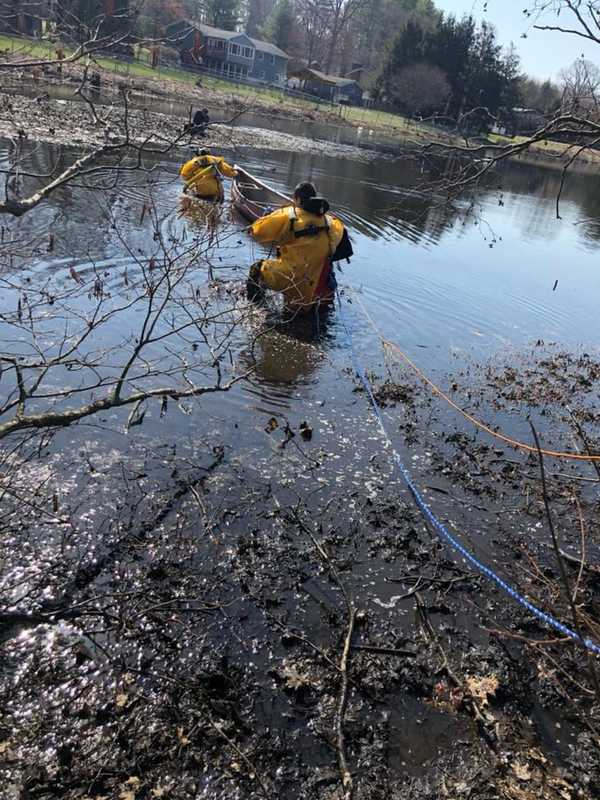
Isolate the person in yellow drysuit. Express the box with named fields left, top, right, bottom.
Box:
left=179, top=149, right=237, bottom=201
left=247, top=182, right=346, bottom=312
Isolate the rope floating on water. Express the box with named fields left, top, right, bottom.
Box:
left=351, top=291, right=600, bottom=463
left=336, top=289, right=600, bottom=656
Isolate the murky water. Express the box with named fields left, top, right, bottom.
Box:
left=2, top=137, right=599, bottom=790
left=3, top=137, right=600, bottom=458
left=5, top=76, right=417, bottom=151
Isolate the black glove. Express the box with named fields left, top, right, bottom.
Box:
left=247, top=261, right=265, bottom=303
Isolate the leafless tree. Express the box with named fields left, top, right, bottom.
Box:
left=0, top=0, right=140, bottom=69
left=417, top=6, right=600, bottom=216
left=393, top=63, right=451, bottom=118
left=321, top=0, right=367, bottom=73
left=525, top=0, right=600, bottom=46
left=0, top=191, right=252, bottom=442
left=294, top=0, right=366, bottom=73
left=559, top=57, right=600, bottom=113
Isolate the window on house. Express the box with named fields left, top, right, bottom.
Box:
left=257, top=51, right=264, bottom=60
left=243, top=46, right=253, bottom=58
left=260, top=70, right=265, bottom=79
left=269, top=54, right=275, bottom=64
left=215, top=40, right=224, bottom=50
left=229, top=43, right=240, bottom=56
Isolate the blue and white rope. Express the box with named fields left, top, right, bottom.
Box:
left=336, top=291, right=600, bottom=656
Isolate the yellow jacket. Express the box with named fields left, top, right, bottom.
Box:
left=251, top=205, right=344, bottom=309
left=180, top=155, right=236, bottom=199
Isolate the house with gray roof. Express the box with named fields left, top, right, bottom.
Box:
left=167, top=20, right=289, bottom=84
left=288, top=66, right=363, bottom=105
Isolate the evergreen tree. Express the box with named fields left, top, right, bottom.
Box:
left=261, top=0, right=295, bottom=50
left=245, top=0, right=277, bottom=37
left=377, top=13, right=522, bottom=121
left=204, top=0, right=240, bottom=30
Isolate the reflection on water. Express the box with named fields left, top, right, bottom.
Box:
left=5, top=77, right=414, bottom=152
left=2, top=135, right=600, bottom=417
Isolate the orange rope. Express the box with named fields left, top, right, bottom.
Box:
left=352, top=292, right=600, bottom=463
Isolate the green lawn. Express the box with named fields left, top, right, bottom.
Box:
left=0, top=33, right=325, bottom=109
left=0, top=32, right=416, bottom=131
left=489, top=132, right=581, bottom=154
left=0, top=33, right=57, bottom=59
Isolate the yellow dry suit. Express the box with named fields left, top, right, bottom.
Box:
left=250, top=204, right=345, bottom=310
left=179, top=154, right=237, bottom=200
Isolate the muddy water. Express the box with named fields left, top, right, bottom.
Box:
left=3, top=137, right=600, bottom=552
left=5, top=76, right=416, bottom=151
left=2, top=138, right=600, bottom=789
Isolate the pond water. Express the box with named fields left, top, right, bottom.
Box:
left=3, top=138, right=600, bottom=458
left=5, top=76, right=418, bottom=151
left=2, top=137, right=599, bottom=791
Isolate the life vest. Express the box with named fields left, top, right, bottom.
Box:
left=251, top=203, right=346, bottom=309
left=287, top=206, right=334, bottom=254
left=181, top=156, right=220, bottom=184
left=180, top=155, right=229, bottom=201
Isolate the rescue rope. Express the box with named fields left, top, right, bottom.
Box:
left=336, top=290, right=600, bottom=656
left=350, top=290, right=600, bottom=463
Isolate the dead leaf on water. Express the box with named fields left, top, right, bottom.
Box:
left=513, top=762, right=533, bottom=782
left=177, top=726, right=190, bottom=746
left=282, top=664, right=311, bottom=691
left=119, top=777, right=140, bottom=800
left=465, top=675, right=499, bottom=707
left=265, top=417, right=279, bottom=433
left=0, top=741, right=13, bottom=759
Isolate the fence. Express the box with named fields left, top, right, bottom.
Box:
left=1, top=33, right=417, bottom=131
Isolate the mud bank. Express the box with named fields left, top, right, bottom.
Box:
left=2, top=115, right=600, bottom=798
left=2, top=327, right=600, bottom=799
left=0, top=90, right=380, bottom=161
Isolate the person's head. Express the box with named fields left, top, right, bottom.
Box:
left=293, top=181, right=317, bottom=210
left=198, top=148, right=209, bottom=157
left=202, top=108, right=208, bottom=114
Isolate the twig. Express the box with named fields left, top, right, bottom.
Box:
left=337, top=605, right=356, bottom=800
left=204, top=715, right=270, bottom=797
left=293, top=511, right=356, bottom=800
left=351, top=644, right=415, bottom=657
left=530, top=423, right=600, bottom=700
left=558, top=547, right=600, bottom=576
left=571, top=495, right=587, bottom=604
left=567, top=406, right=600, bottom=483
left=415, top=592, right=498, bottom=749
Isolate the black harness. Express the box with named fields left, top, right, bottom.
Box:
left=292, top=222, right=329, bottom=239
left=289, top=207, right=329, bottom=240
left=287, top=204, right=353, bottom=263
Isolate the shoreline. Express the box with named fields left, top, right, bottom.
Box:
left=0, top=88, right=385, bottom=162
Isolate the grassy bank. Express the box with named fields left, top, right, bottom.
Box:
left=0, top=32, right=416, bottom=134
left=489, top=131, right=600, bottom=164
left=4, top=32, right=598, bottom=163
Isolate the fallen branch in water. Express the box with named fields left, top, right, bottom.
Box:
left=415, top=592, right=498, bottom=750
left=293, top=510, right=356, bottom=800
left=337, top=605, right=356, bottom=800
left=531, top=422, right=600, bottom=701
left=351, top=644, right=415, bottom=657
